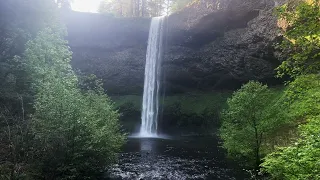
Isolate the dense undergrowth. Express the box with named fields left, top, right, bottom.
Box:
left=219, top=0, right=320, bottom=179
left=0, top=1, right=125, bottom=179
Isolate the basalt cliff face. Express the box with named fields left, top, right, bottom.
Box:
left=65, top=0, right=286, bottom=95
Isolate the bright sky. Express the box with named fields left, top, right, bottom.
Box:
left=71, top=0, right=102, bottom=13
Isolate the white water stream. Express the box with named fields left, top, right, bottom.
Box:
left=139, top=16, right=165, bottom=137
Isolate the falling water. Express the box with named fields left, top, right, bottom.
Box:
left=139, top=16, right=165, bottom=137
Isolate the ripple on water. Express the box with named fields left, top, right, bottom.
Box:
left=107, top=152, right=237, bottom=180
left=107, top=137, right=247, bottom=180
left=128, top=133, right=172, bottom=140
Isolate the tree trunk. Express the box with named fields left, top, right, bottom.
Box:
left=255, top=144, right=260, bottom=171
left=135, top=0, right=140, bottom=17
left=166, top=0, right=170, bottom=15
left=141, top=0, right=146, bottom=17
left=131, top=0, right=134, bottom=17
left=253, top=120, right=261, bottom=173
left=157, top=0, right=160, bottom=16
left=120, top=1, right=123, bottom=16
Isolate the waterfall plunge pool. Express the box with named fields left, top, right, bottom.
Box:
left=107, top=136, right=248, bottom=180
left=109, top=16, right=248, bottom=180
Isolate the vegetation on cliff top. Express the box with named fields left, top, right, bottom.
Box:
left=276, top=0, right=320, bottom=78
left=98, top=0, right=194, bottom=17
left=97, top=0, right=227, bottom=17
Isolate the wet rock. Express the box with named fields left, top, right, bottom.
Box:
left=65, top=0, right=287, bottom=95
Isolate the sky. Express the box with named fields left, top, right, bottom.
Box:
left=71, top=0, right=102, bottom=13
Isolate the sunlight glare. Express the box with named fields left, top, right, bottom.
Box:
left=71, top=0, right=102, bottom=13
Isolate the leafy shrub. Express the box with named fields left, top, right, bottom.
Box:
left=220, top=82, right=287, bottom=169
left=262, top=75, right=320, bottom=179
left=23, top=27, right=125, bottom=179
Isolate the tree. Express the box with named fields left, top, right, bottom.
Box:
left=260, top=1, right=320, bottom=178
left=99, top=0, right=136, bottom=17
left=0, top=0, right=125, bottom=179
left=56, top=0, right=72, bottom=10
left=23, top=27, right=125, bottom=179
left=0, top=0, right=61, bottom=178
left=262, top=116, right=320, bottom=180
left=220, top=81, right=285, bottom=170
left=146, top=0, right=162, bottom=16
left=98, top=0, right=195, bottom=17
left=276, top=0, right=320, bottom=78
left=170, top=0, right=193, bottom=12
left=262, top=74, right=320, bottom=179
left=163, top=0, right=173, bottom=15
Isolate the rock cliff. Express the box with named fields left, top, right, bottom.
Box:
left=65, top=0, right=286, bottom=95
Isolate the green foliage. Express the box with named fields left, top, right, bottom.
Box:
left=262, top=74, right=320, bottom=179
left=164, top=92, right=231, bottom=116
left=262, top=116, right=320, bottom=180
left=284, top=74, right=320, bottom=118
left=1, top=1, right=126, bottom=176
left=99, top=0, right=161, bottom=17
left=170, top=0, right=193, bottom=12
left=112, top=92, right=230, bottom=116
left=111, top=92, right=231, bottom=132
left=0, top=0, right=60, bottom=108
left=99, top=0, right=126, bottom=16
left=220, top=82, right=287, bottom=169
left=261, top=1, right=320, bottom=178
left=276, top=0, right=320, bottom=77
left=22, top=27, right=125, bottom=179
left=1, top=0, right=126, bottom=176
left=98, top=0, right=197, bottom=17
left=0, top=1, right=63, bottom=178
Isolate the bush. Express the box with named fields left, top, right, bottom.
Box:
left=23, top=27, right=125, bottom=179
left=220, top=82, right=287, bottom=170
left=261, top=75, right=320, bottom=179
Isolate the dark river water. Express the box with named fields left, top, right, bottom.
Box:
left=107, top=136, right=248, bottom=180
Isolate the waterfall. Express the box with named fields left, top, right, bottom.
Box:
left=139, top=16, right=165, bottom=137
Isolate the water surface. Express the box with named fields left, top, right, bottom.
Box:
left=108, top=136, right=247, bottom=180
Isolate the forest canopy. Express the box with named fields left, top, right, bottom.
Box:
left=98, top=0, right=194, bottom=16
